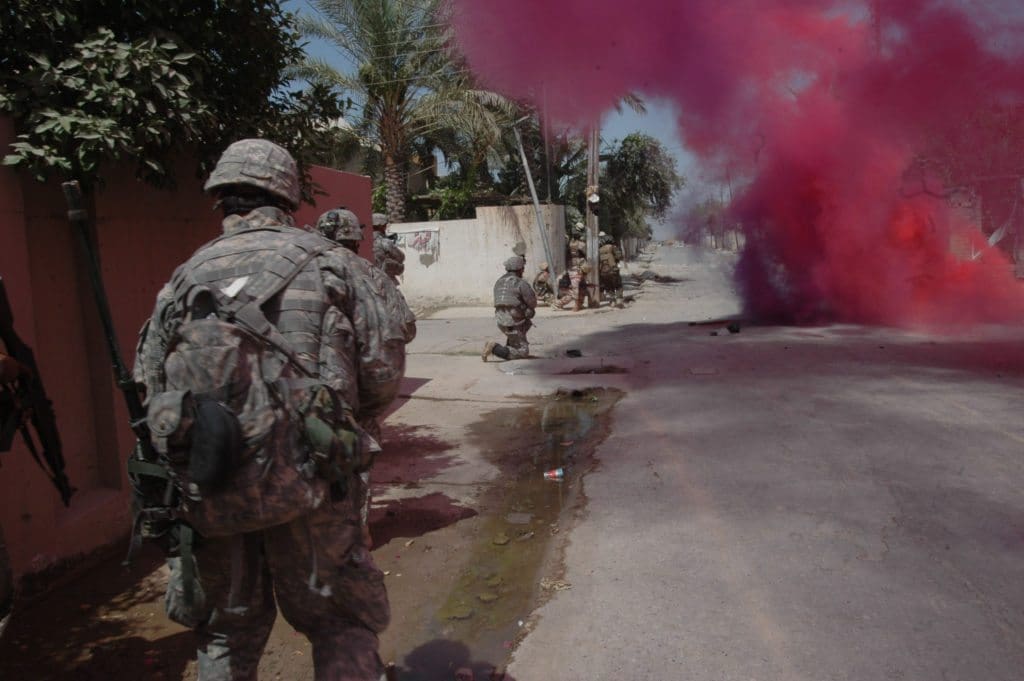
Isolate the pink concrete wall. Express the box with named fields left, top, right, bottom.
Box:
left=0, top=129, right=372, bottom=580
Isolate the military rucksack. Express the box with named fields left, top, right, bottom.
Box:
left=137, top=228, right=369, bottom=539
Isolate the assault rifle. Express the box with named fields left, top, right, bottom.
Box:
left=61, top=181, right=174, bottom=547
left=0, top=278, right=74, bottom=505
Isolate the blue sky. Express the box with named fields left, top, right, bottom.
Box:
left=284, top=0, right=697, bottom=234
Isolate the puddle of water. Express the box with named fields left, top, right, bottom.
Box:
left=406, top=387, right=621, bottom=677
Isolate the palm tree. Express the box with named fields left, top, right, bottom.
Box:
left=292, top=0, right=514, bottom=222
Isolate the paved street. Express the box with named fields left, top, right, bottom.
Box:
left=402, top=243, right=1024, bottom=681
left=2, top=243, right=1023, bottom=681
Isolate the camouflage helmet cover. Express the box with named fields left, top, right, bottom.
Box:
left=204, top=139, right=300, bottom=209
left=316, top=208, right=363, bottom=242
left=504, top=255, right=526, bottom=272
left=372, top=213, right=388, bottom=227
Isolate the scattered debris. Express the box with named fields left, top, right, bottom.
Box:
left=540, top=578, right=572, bottom=591
left=516, top=531, right=535, bottom=542
left=404, top=539, right=415, bottom=548
left=565, top=349, right=583, bottom=358
left=492, top=532, right=511, bottom=546
left=727, top=322, right=741, bottom=334
left=477, top=592, right=499, bottom=604
left=505, top=512, right=532, bottom=524
left=710, top=331, right=719, bottom=336
left=543, top=467, right=564, bottom=481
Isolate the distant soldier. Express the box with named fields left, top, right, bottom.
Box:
left=371, top=213, right=405, bottom=285
left=315, top=206, right=364, bottom=253
left=532, top=262, right=555, bottom=306
left=553, top=262, right=594, bottom=311
left=482, top=256, right=537, bottom=361
left=598, top=231, right=624, bottom=308
left=567, top=222, right=587, bottom=269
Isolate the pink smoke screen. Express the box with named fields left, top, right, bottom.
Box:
left=450, top=0, right=1024, bottom=327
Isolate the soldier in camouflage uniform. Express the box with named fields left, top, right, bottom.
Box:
left=532, top=262, right=555, bottom=306
left=134, top=139, right=415, bottom=681
left=316, top=209, right=414, bottom=547
left=482, top=256, right=537, bottom=361
left=371, top=213, right=405, bottom=285
left=316, top=207, right=364, bottom=255
left=598, top=232, right=624, bottom=308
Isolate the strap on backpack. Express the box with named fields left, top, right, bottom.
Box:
left=175, top=231, right=331, bottom=377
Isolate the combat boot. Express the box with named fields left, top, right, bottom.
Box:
left=482, top=341, right=496, bottom=361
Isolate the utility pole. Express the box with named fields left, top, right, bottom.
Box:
left=585, top=125, right=601, bottom=303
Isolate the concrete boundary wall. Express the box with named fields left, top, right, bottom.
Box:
left=390, top=204, right=566, bottom=304
left=0, top=114, right=372, bottom=580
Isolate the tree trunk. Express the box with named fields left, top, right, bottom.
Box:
left=384, top=156, right=407, bottom=223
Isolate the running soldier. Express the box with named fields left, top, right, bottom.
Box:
left=134, top=139, right=415, bottom=681
left=482, top=256, right=537, bottom=361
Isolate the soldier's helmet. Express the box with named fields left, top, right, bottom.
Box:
left=580, top=262, right=592, bottom=274
left=204, top=139, right=300, bottom=210
left=316, top=208, right=363, bottom=242
left=372, top=213, right=388, bottom=227
left=539, top=262, right=550, bottom=271
left=504, top=256, right=526, bottom=272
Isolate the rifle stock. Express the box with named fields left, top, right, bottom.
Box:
left=60, top=181, right=155, bottom=460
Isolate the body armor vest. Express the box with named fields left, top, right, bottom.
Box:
left=493, top=272, right=525, bottom=308
left=169, top=224, right=328, bottom=376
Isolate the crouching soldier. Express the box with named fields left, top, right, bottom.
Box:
left=482, top=256, right=537, bottom=361
left=532, top=262, right=555, bottom=306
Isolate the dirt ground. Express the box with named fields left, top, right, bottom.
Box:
left=0, top=389, right=619, bottom=681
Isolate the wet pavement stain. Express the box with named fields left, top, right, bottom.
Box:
left=384, top=387, right=622, bottom=680
left=0, top=389, right=621, bottom=681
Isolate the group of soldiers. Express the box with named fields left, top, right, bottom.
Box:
left=531, top=223, right=625, bottom=312
left=131, top=138, right=416, bottom=680
left=482, top=223, right=627, bottom=363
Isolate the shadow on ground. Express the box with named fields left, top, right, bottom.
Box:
left=393, top=638, right=518, bottom=681
left=0, top=545, right=191, bottom=681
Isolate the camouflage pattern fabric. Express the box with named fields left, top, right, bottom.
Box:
left=165, top=491, right=389, bottom=681
left=317, top=209, right=363, bottom=244
left=492, top=272, right=536, bottom=358
left=599, top=243, right=624, bottom=302
left=203, top=139, right=300, bottom=209
left=372, top=233, right=405, bottom=284
left=532, top=270, right=554, bottom=305
left=135, top=205, right=414, bottom=681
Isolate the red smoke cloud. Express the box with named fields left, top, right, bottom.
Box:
left=451, top=0, right=1024, bottom=326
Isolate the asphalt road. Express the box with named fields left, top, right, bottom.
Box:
left=494, top=244, right=1024, bottom=681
